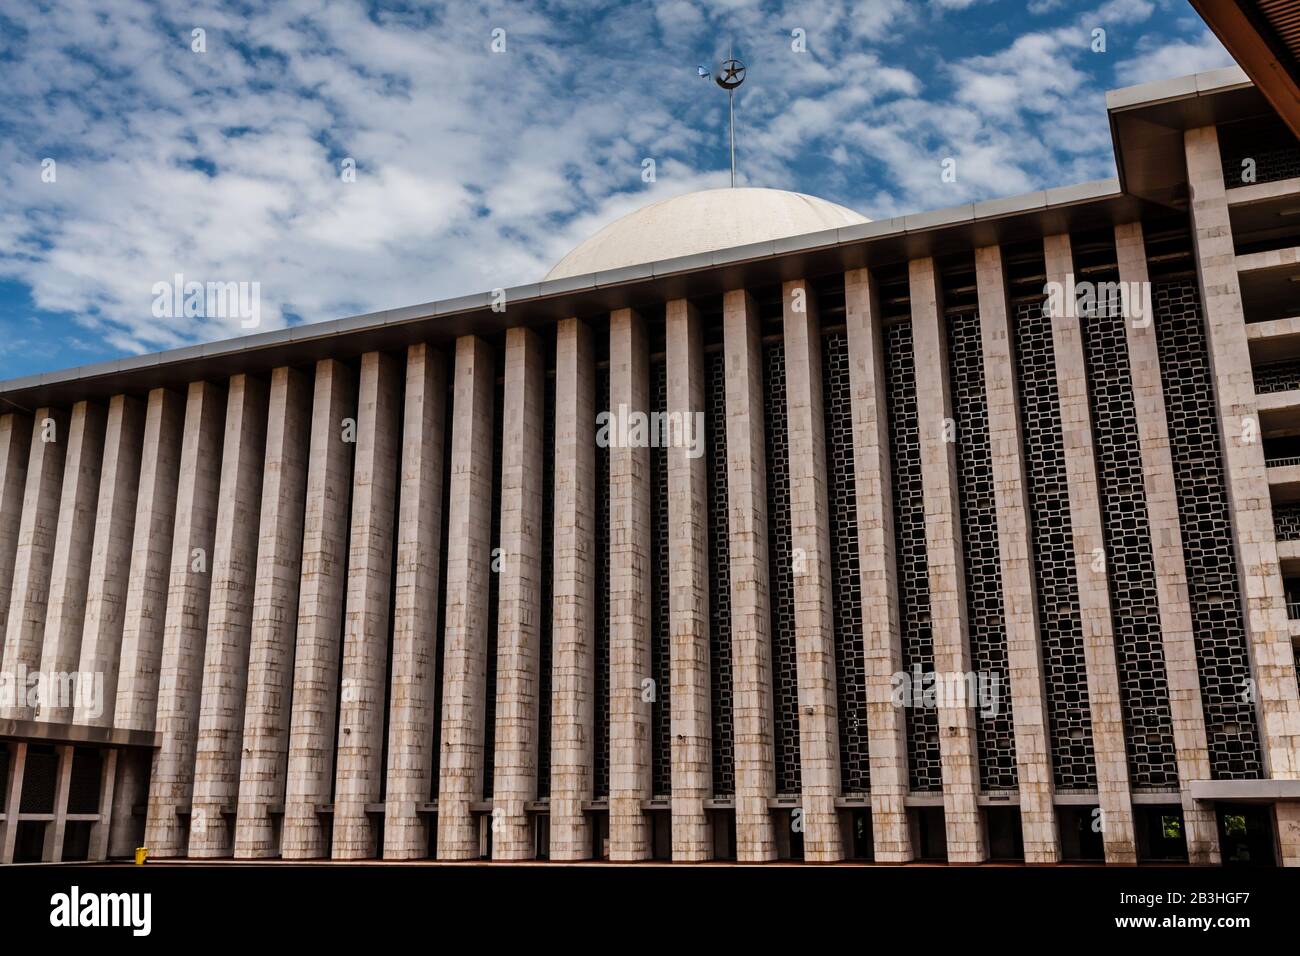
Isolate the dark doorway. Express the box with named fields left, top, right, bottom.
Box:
left=985, top=806, right=1024, bottom=861
left=773, top=808, right=804, bottom=860
left=846, top=808, right=872, bottom=860
left=534, top=814, right=550, bottom=859
left=1058, top=805, right=1105, bottom=862
left=593, top=811, right=609, bottom=859
left=710, top=809, right=736, bottom=860
left=650, top=809, right=671, bottom=860
left=1217, top=804, right=1276, bottom=866
left=1135, top=806, right=1188, bottom=862
left=913, top=807, right=947, bottom=861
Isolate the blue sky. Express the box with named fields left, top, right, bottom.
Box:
left=0, top=0, right=1233, bottom=379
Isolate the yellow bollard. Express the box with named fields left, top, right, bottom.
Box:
left=134, top=847, right=148, bottom=865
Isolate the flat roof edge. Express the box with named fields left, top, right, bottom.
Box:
left=1105, top=65, right=1251, bottom=113
left=0, top=178, right=1127, bottom=400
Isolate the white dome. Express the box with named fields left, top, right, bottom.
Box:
left=545, top=187, right=870, bottom=281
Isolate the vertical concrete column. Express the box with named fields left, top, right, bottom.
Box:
left=437, top=336, right=496, bottom=860
left=42, top=744, right=74, bottom=861
left=143, top=380, right=226, bottom=857
left=74, top=397, right=145, bottom=729
left=112, top=390, right=184, bottom=853
left=333, top=352, right=402, bottom=859
left=115, top=389, right=185, bottom=732
left=383, top=344, right=446, bottom=860
left=1115, top=222, right=1220, bottom=864
left=37, top=401, right=107, bottom=724
left=88, top=748, right=118, bottom=860
left=0, top=414, right=33, bottom=643
left=1186, top=127, right=1300, bottom=791
left=107, top=750, right=150, bottom=858
left=0, top=742, right=26, bottom=863
left=549, top=318, right=596, bottom=861
left=608, top=307, right=652, bottom=861
left=234, top=366, right=311, bottom=858
left=723, top=290, right=778, bottom=861
left=282, top=359, right=357, bottom=859
left=974, top=246, right=1059, bottom=863
left=781, top=280, right=844, bottom=862
left=491, top=327, right=544, bottom=860
left=1044, top=233, right=1137, bottom=863
left=909, top=259, right=986, bottom=863
left=665, top=298, right=713, bottom=861
left=187, top=374, right=270, bottom=857
left=844, top=268, right=913, bottom=862
left=1, top=407, right=69, bottom=720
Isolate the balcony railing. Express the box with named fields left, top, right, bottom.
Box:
left=1266, top=455, right=1300, bottom=468
left=1288, top=602, right=1300, bottom=621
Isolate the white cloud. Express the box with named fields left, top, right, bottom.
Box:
left=1113, top=27, right=1234, bottom=87
left=0, top=0, right=1220, bottom=373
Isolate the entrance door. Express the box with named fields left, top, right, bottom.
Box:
left=1216, top=804, right=1276, bottom=866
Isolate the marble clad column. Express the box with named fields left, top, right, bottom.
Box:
left=1185, top=127, right=1300, bottom=781
left=491, top=327, right=545, bottom=860
left=665, top=298, right=712, bottom=861
left=782, top=279, right=844, bottom=862
left=0, top=413, right=33, bottom=647
left=73, top=395, right=146, bottom=729
left=436, top=336, right=496, bottom=860
left=1114, top=221, right=1219, bottom=864
left=383, top=345, right=447, bottom=860
left=332, top=352, right=402, bottom=860
left=607, top=307, right=652, bottom=862
left=843, top=268, right=913, bottom=862
left=281, top=359, right=357, bottom=859
left=1044, top=233, right=1136, bottom=864
left=144, top=380, right=227, bottom=857
left=37, top=400, right=107, bottom=724
left=1, top=407, right=69, bottom=721
left=233, top=366, right=311, bottom=858
left=973, top=246, right=1059, bottom=863
left=909, top=259, right=986, bottom=863
left=722, top=289, right=778, bottom=862
left=548, top=318, right=597, bottom=861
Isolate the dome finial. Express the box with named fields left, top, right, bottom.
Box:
left=698, top=45, right=746, bottom=187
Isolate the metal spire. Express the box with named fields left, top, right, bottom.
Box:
left=698, top=46, right=746, bottom=187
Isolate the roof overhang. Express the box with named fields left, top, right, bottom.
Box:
left=0, top=180, right=1155, bottom=412
left=1107, top=65, right=1274, bottom=208
left=1190, top=0, right=1300, bottom=140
